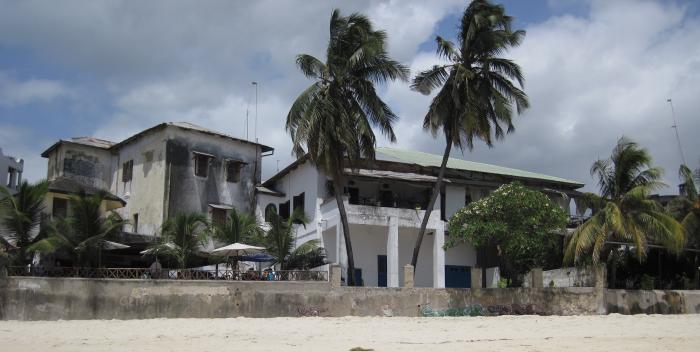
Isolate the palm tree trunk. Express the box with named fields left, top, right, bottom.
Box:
left=411, top=141, right=452, bottom=268
left=333, top=177, right=356, bottom=286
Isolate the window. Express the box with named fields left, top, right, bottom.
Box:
left=132, top=213, right=139, bottom=233
left=194, top=152, right=212, bottom=178
left=440, top=187, right=446, bottom=221
left=226, top=160, right=244, bottom=183
left=264, top=203, right=277, bottom=222
left=292, top=192, right=305, bottom=223
left=211, top=208, right=227, bottom=226
left=465, top=188, right=473, bottom=206
left=52, top=198, right=68, bottom=219
left=122, top=160, right=133, bottom=182
left=279, top=200, right=291, bottom=220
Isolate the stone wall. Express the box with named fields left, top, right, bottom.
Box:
left=1, top=276, right=698, bottom=321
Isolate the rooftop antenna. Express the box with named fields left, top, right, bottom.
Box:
left=245, top=87, right=250, bottom=140
left=252, top=81, right=258, bottom=143
left=667, top=98, right=687, bottom=165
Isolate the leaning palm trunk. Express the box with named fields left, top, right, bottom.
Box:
left=410, top=141, right=452, bottom=268
left=333, top=177, right=356, bottom=285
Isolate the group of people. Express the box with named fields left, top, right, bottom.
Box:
left=242, top=267, right=276, bottom=281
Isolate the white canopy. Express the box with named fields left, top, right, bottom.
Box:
left=210, top=242, right=265, bottom=257
left=139, top=242, right=178, bottom=255
left=103, top=241, right=130, bottom=250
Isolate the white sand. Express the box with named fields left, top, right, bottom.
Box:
left=1, top=314, right=698, bottom=351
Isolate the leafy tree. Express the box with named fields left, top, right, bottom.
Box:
left=0, top=180, right=49, bottom=264
left=446, top=182, right=566, bottom=285
left=668, top=164, right=699, bottom=248
left=28, top=190, right=126, bottom=267
left=409, top=0, right=529, bottom=269
left=286, top=9, right=408, bottom=284
left=212, top=208, right=263, bottom=245
left=146, top=212, right=209, bottom=269
left=564, top=137, right=685, bottom=264
left=264, top=208, right=321, bottom=270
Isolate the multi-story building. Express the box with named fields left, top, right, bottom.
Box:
left=0, top=147, right=24, bottom=195
left=41, top=122, right=272, bottom=241
left=256, top=147, right=585, bottom=288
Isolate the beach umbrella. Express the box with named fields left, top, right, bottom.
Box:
left=210, top=242, right=265, bottom=257
left=238, top=253, right=276, bottom=262
left=140, top=242, right=178, bottom=255
left=103, top=241, right=130, bottom=250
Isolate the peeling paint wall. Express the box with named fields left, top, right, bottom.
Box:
left=46, top=144, right=112, bottom=190
left=165, top=126, right=261, bottom=219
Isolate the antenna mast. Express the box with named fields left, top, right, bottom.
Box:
left=667, top=98, right=687, bottom=165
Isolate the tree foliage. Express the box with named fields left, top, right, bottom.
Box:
left=28, top=190, right=126, bottom=267
left=286, top=9, right=408, bottom=284
left=446, top=182, right=566, bottom=283
left=146, top=212, right=209, bottom=269
left=0, top=180, right=49, bottom=264
left=262, top=208, right=325, bottom=270
left=564, top=137, right=685, bottom=264
left=409, top=0, right=529, bottom=269
left=212, top=208, right=263, bottom=246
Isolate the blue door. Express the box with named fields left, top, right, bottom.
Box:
left=377, top=255, right=387, bottom=287
left=445, top=265, right=471, bottom=288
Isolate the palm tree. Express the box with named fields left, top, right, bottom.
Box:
left=28, top=190, right=125, bottom=267
left=286, top=9, right=408, bottom=284
left=212, top=208, right=263, bottom=245
left=0, top=180, right=49, bottom=264
left=409, top=0, right=528, bottom=269
left=564, top=137, right=685, bottom=264
left=264, top=208, right=311, bottom=270
left=146, top=212, right=209, bottom=269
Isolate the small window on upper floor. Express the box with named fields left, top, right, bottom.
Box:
left=226, top=160, right=245, bottom=183
left=211, top=207, right=227, bottom=226
left=122, top=160, right=133, bottom=182
left=194, top=152, right=213, bottom=178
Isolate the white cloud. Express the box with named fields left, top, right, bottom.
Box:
left=0, top=73, right=72, bottom=106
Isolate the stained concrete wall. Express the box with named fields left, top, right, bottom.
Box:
left=0, top=276, right=607, bottom=320
left=23, top=274, right=700, bottom=320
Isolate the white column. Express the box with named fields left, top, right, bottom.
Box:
left=316, top=198, right=324, bottom=245
left=337, top=223, right=348, bottom=273
left=387, top=215, right=399, bottom=287
left=432, top=220, right=445, bottom=288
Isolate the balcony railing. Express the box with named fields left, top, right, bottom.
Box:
left=6, top=266, right=328, bottom=282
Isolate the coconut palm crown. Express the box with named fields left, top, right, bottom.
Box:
left=408, top=0, right=528, bottom=268
left=564, top=137, right=685, bottom=264
left=286, top=9, right=408, bottom=284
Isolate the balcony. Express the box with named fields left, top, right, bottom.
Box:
left=320, top=197, right=443, bottom=229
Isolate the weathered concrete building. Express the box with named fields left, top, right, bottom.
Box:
left=41, top=122, right=272, bottom=239
left=257, top=147, right=584, bottom=289
left=0, top=147, right=23, bottom=195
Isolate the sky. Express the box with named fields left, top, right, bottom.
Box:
left=0, top=0, right=698, bottom=194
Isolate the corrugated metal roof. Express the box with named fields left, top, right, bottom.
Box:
left=69, top=137, right=115, bottom=149
left=375, top=147, right=583, bottom=187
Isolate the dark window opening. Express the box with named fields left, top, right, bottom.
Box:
left=264, top=203, right=277, bottom=222
left=379, top=190, right=394, bottom=207
left=132, top=213, right=139, bottom=233
left=292, top=192, right=305, bottom=223
left=194, top=153, right=211, bottom=178
left=226, top=160, right=243, bottom=183
left=122, top=160, right=133, bottom=182
left=52, top=198, right=68, bottom=219
left=211, top=207, right=227, bottom=226
left=347, top=187, right=359, bottom=205
left=279, top=200, right=291, bottom=220
left=465, top=190, right=473, bottom=206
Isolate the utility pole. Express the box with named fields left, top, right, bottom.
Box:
left=667, top=98, right=687, bottom=166
left=252, top=81, right=258, bottom=143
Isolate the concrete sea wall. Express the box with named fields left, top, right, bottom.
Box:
left=2, top=274, right=698, bottom=321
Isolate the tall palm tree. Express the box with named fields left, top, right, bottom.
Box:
left=146, top=212, right=209, bottom=269
left=671, top=164, right=699, bottom=247
left=264, top=208, right=311, bottom=270
left=564, top=137, right=685, bottom=264
left=0, top=180, right=49, bottom=264
left=409, top=0, right=528, bottom=269
left=286, top=9, right=408, bottom=284
left=212, top=208, right=263, bottom=245
left=28, top=190, right=125, bottom=267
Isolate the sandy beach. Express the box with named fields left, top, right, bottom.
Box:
left=1, top=314, right=698, bottom=351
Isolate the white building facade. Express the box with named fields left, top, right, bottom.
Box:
left=257, top=147, right=584, bottom=288
left=1, top=147, right=24, bottom=195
